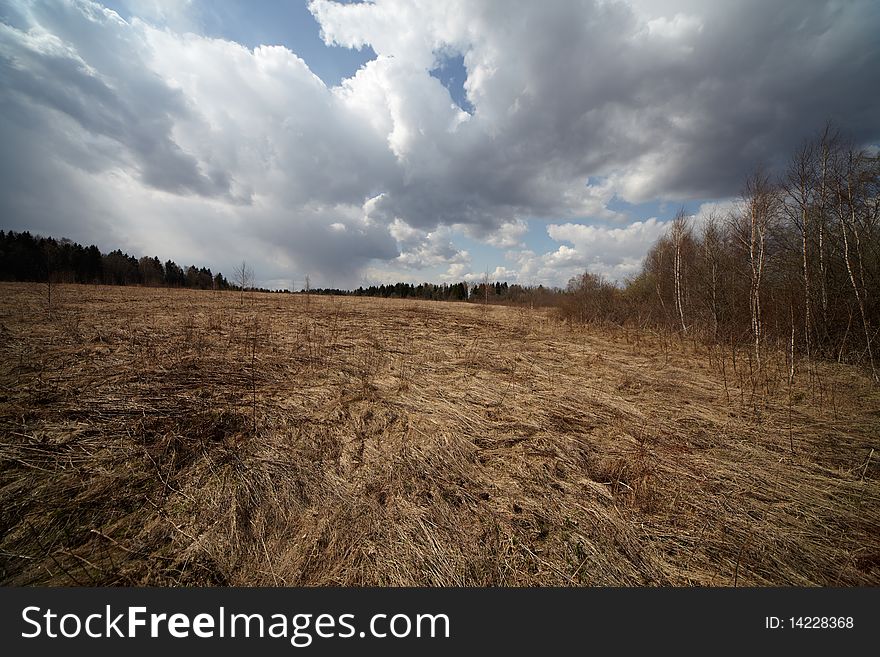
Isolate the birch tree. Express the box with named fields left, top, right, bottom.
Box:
left=669, top=208, right=691, bottom=334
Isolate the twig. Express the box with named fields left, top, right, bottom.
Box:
left=861, top=448, right=874, bottom=481
left=261, top=534, right=279, bottom=586
left=733, top=532, right=753, bottom=587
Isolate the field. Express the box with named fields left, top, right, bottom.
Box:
left=1, top=282, right=878, bottom=586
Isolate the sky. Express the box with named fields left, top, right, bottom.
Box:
left=1, top=0, right=879, bottom=290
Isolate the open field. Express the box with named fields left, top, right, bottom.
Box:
left=0, top=282, right=878, bottom=586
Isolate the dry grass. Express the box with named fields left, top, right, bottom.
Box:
left=0, top=282, right=877, bottom=586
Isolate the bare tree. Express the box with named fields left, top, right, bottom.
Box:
left=43, top=241, right=58, bottom=320
left=834, top=148, right=878, bottom=381
left=737, top=169, right=781, bottom=367
left=784, top=136, right=818, bottom=359
left=233, top=260, right=254, bottom=306
left=643, top=238, right=670, bottom=324
left=669, top=208, right=691, bottom=334
left=783, top=123, right=841, bottom=355
left=699, top=212, right=723, bottom=341
left=482, top=268, right=490, bottom=306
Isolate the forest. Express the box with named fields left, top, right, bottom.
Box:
left=561, top=126, right=879, bottom=377
left=0, top=231, right=230, bottom=291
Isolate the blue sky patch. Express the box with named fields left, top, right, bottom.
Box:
left=429, top=52, right=473, bottom=114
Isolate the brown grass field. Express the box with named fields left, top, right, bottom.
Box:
left=1, top=282, right=878, bottom=586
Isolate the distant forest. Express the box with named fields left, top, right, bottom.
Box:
left=0, top=230, right=234, bottom=291
left=0, top=229, right=553, bottom=303
left=312, top=281, right=558, bottom=304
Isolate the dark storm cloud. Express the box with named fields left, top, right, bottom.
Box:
left=622, top=0, right=880, bottom=200
left=323, top=0, right=879, bottom=227
left=253, top=205, right=400, bottom=282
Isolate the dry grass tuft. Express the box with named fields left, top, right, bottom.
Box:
left=1, top=283, right=878, bottom=586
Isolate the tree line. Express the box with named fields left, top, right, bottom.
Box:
left=0, top=230, right=562, bottom=305
left=0, top=231, right=232, bottom=291
left=311, top=281, right=510, bottom=302
left=304, top=280, right=564, bottom=306
left=563, top=124, right=879, bottom=378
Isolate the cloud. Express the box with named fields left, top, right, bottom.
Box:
left=389, top=222, right=470, bottom=270
left=1, top=0, right=878, bottom=288
left=493, top=219, right=671, bottom=286
left=689, top=199, right=737, bottom=231
left=544, top=219, right=669, bottom=282
left=314, top=0, right=878, bottom=211
left=459, top=219, right=528, bottom=249
left=1, top=4, right=244, bottom=199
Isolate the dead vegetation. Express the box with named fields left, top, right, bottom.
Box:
left=0, top=282, right=877, bottom=586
